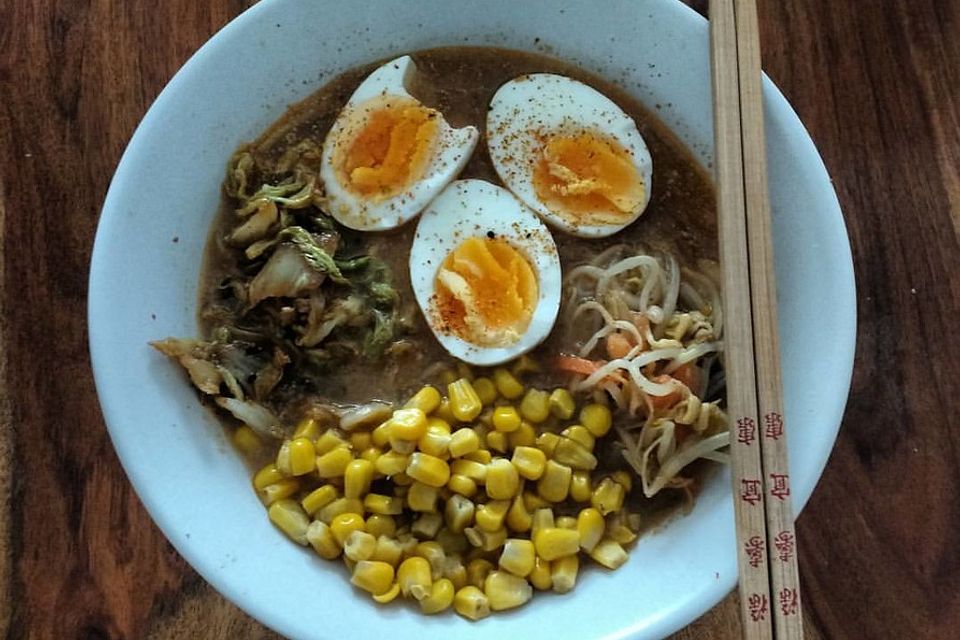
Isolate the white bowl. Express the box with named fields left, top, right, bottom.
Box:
left=88, top=1, right=856, bottom=638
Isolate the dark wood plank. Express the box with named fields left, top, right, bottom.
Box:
left=1, top=0, right=958, bottom=638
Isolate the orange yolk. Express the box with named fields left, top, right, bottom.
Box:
left=434, top=237, right=538, bottom=347
left=532, top=132, right=645, bottom=224
left=340, top=99, right=439, bottom=198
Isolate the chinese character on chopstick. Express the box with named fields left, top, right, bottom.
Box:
left=764, top=412, right=784, bottom=440
left=736, top=417, right=757, bottom=444
left=747, top=593, right=769, bottom=622
left=769, top=473, right=790, bottom=500
left=741, top=479, right=762, bottom=505
left=773, top=530, right=795, bottom=562
left=778, top=587, right=799, bottom=616
left=744, top=535, right=765, bottom=568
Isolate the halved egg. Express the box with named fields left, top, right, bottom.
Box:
left=486, top=74, right=653, bottom=238
left=319, top=56, right=479, bottom=231
left=410, top=179, right=562, bottom=366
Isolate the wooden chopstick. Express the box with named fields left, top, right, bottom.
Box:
left=710, top=1, right=804, bottom=638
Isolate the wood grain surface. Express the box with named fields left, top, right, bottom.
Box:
left=2, top=0, right=958, bottom=638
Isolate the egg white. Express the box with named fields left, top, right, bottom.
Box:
left=319, top=56, right=479, bottom=231
left=410, top=179, right=562, bottom=366
left=486, top=73, right=653, bottom=238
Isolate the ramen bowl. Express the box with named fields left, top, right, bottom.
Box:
left=88, top=0, right=855, bottom=638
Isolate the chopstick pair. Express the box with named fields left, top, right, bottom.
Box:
left=709, top=1, right=804, bottom=638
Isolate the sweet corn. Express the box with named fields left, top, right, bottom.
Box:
left=590, top=538, right=629, bottom=569
left=349, top=431, right=372, bottom=451
left=448, top=428, right=480, bottom=457
left=507, top=422, right=535, bottom=449
left=484, top=570, right=533, bottom=611
left=388, top=436, right=417, bottom=455
left=551, top=554, right=579, bottom=593
left=548, top=388, right=576, bottom=420
left=454, top=585, right=491, bottom=620
left=442, top=555, right=468, bottom=590
left=447, top=473, right=478, bottom=498
left=569, top=470, right=592, bottom=502
left=486, top=430, right=508, bottom=453
left=531, top=508, right=555, bottom=536
left=612, top=470, right=633, bottom=493
left=301, top=484, right=338, bottom=516
left=411, top=512, right=443, bottom=539
left=344, top=530, right=377, bottom=561
left=466, top=558, right=495, bottom=588
left=533, top=527, right=580, bottom=561
left=418, top=426, right=451, bottom=459
left=389, top=407, right=429, bottom=441
left=535, top=432, right=561, bottom=457
left=506, top=495, right=533, bottom=532
left=317, top=497, right=364, bottom=524
left=391, top=472, right=413, bottom=487
left=511, top=354, right=540, bottom=377
left=472, top=377, right=498, bottom=405
left=316, top=447, right=353, bottom=478
left=580, top=403, right=613, bottom=437
left=592, top=477, right=625, bottom=515
left=293, top=417, right=321, bottom=440
left=351, top=560, right=395, bottom=596
left=492, top=368, right=524, bottom=399
left=260, top=478, right=300, bottom=506
left=330, top=512, right=366, bottom=546
left=371, top=535, right=404, bottom=566
left=491, top=406, right=522, bottom=433
left=444, top=494, right=475, bottom=533
left=529, top=556, right=552, bottom=590
left=344, top=459, right=374, bottom=498
left=405, top=385, right=442, bottom=414
left=407, top=452, right=451, bottom=488
left=475, top=499, right=510, bottom=532
left=523, top=491, right=551, bottom=512
left=553, top=437, right=598, bottom=470
left=464, top=448, right=492, bottom=465
left=372, top=582, right=401, bottom=604
left=434, top=398, right=457, bottom=424
left=415, top=541, right=447, bottom=578
left=556, top=516, right=577, bottom=530
left=233, top=425, right=262, bottom=456
left=417, top=577, right=454, bottom=614
left=398, top=556, right=433, bottom=600
left=562, top=425, right=595, bottom=451
left=448, top=378, right=482, bottom=422
left=439, top=368, right=459, bottom=386
left=450, top=459, right=487, bottom=483
left=363, top=494, right=403, bottom=516
left=464, top=526, right=507, bottom=552
left=511, top=446, right=547, bottom=480
left=519, top=389, right=551, bottom=423
left=268, top=499, right=310, bottom=545
left=537, top=460, right=572, bottom=502
left=499, top=538, right=535, bottom=577
left=577, top=507, right=606, bottom=552
left=365, top=513, right=397, bottom=538
left=408, top=481, right=439, bottom=512
left=486, top=459, right=520, bottom=499
left=253, top=463, right=284, bottom=490
left=371, top=421, right=391, bottom=448
left=306, top=520, right=341, bottom=559
left=374, top=450, right=410, bottom=476
left=359, top=446, right=382, bottom=464
left=314, top=430, right=348, bottom=455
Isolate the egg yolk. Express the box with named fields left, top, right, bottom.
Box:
left=434, top=237, right=538, bottom=347
left=340, top=99, right=440, bottom=198
left=532, top=132, right=645, bottom=224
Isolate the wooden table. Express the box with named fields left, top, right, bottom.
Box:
left=2, top=0, right=958, bottom=637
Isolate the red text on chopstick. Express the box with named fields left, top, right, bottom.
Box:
left=736, top=416, right=757, bottom=444
left=778, top=587, right=799, bottom=616
left=764, top=411, right=784, bottom=440
left=747, top=593, right=769, bottom=622
left=773, top=530, right=795, bottom=562
left=769, top=473, right=790, bottom=500
left=740, top=479, right=762, bottom=505
left=744, top=535, right=765, bottom=568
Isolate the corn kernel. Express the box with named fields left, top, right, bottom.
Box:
left=411, top=512, right=443, bottom=539
left=470, top=377, right=496, bottom=405
left=408, top=481, right=439, bottom=512
left=612, top=470, right=634, bottom=493
left=551, top=554, right=579, bottom=593
left=498, top=538, right=535, bottom=577
left=523, top=491, right=551, bottom=512
left=439, top=368, right=459, bottom=386
left=486, top=459, right=520, bottom=500
left=592, top=477, right=625, bottom=515
left=388, top=436, right=416, bottom=454
left=562, top=425, right=595, bottom=451
left=529, top=556, right=552, bottom=590
left=533, top=527, right=580, bottom=561
left=314, top=430, right=348, bottom=455
left=506, top=495, right=533, bottom=532
left=374, top=450, right=410, bottom=477
left=537, top=460, right=572, bottom=502
left=434, top=398, right=457, bottom=424
left=415, top=541, right=447, bottom=578
left=233, top=425, right=262, bottom=457
left=511, top=446, right=547, bottom=480
left=365, top=513, right=397, bottom=539
left=253, top=463, right=284, bottom=490
left=372, top=581, right=401, bottom=604
left=508, top=421, right=537, bottom=448
left=577, top=507, right=605, bottom=552
left=317, top=496, right=363, bottom=524
left=447, top=473, right=478, bottom=498
left=398, top=556, right=433, bottom=600
left=464, top=448, right=492, bottom=465
left=405, top=385, right=442, bottom=414
left=556, top=516, right=577, bottom=530
left=371, top=535, right=403, bottom=566
left=351, top=560, right=395, bottom=596
left=475, top=499, right=510, bottom=532
left=260, top=478, right=300, bottom=506
left=359, top=446, right=382, bottom=464
left=486, top=430, right=509, bottom=453
left=491, top=406, right=521, bottom=433
left=330, top=512, right=365, bottom=546
left=344, top=459, right=374, bottom=499
left=371, top=421, right=391, bottom=448
left=437, top=530, right=469, bottom=557
left=535, top=432, right=561, bottom=457
left=417, top=577, right=454, bottom=614
left=570, top=470, right=592, bottom=502
left=407, top=452, right=451, bottom=488
left=418, top=426, right=451, bottom=459
left=548, top=388, right=576, bottom=420
left=301, top=484, right=338, bottom=516
left=466, top=558, right=495, bottom=588
left=344, top=530, right=377, bottom=562
left=444, top=494, right=475, bottom=533
left=450, top=459, right=487, bottom=483
left=350, top=431, right=373, bottom=451
left=390, top=407, right=429, bottom=441
left=293, top=417, right=321, bottom=440
left=306, top=520, right=340, bottom=559
left=448, top=428, right=480, bottom=457
left=316, top=447, right=353, bottom=478
left=464, top=526, right=507, bottom=552
left=590, top=538, right=629, bottom=569
left=268, top=499, right=309, bottom=545
left=391, top=472, right=413, bottom=487
left=553, top=437, right=598, bottom=470
left=519, top=389, right=550, bottom=423
left=580, top=403, right=613, bottom=437
left=492, top=368, right=524, bottom=399
left=484, top=570, right=533, bottom=611
left=448, top=378, right=482, bottom=422
left=442, top=555, right=468, bottom=590
left=454, top=585, right=491, bottom=620
left=363, top=494, right=403, bottom=516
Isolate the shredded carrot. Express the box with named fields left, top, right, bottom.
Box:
left=672, top=363, right=701, bottom=397
left=605, top=332, right=633, bottom=359
left=649, top=374, right=684, bottom=410
left=554, top=355, right=605, bottom=376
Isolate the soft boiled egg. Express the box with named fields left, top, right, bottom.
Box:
left=486, top=74, right=653, bottom=238
left=410, top=179, right=562, bottom=366
left=319, top=56, right=479, bottom=231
